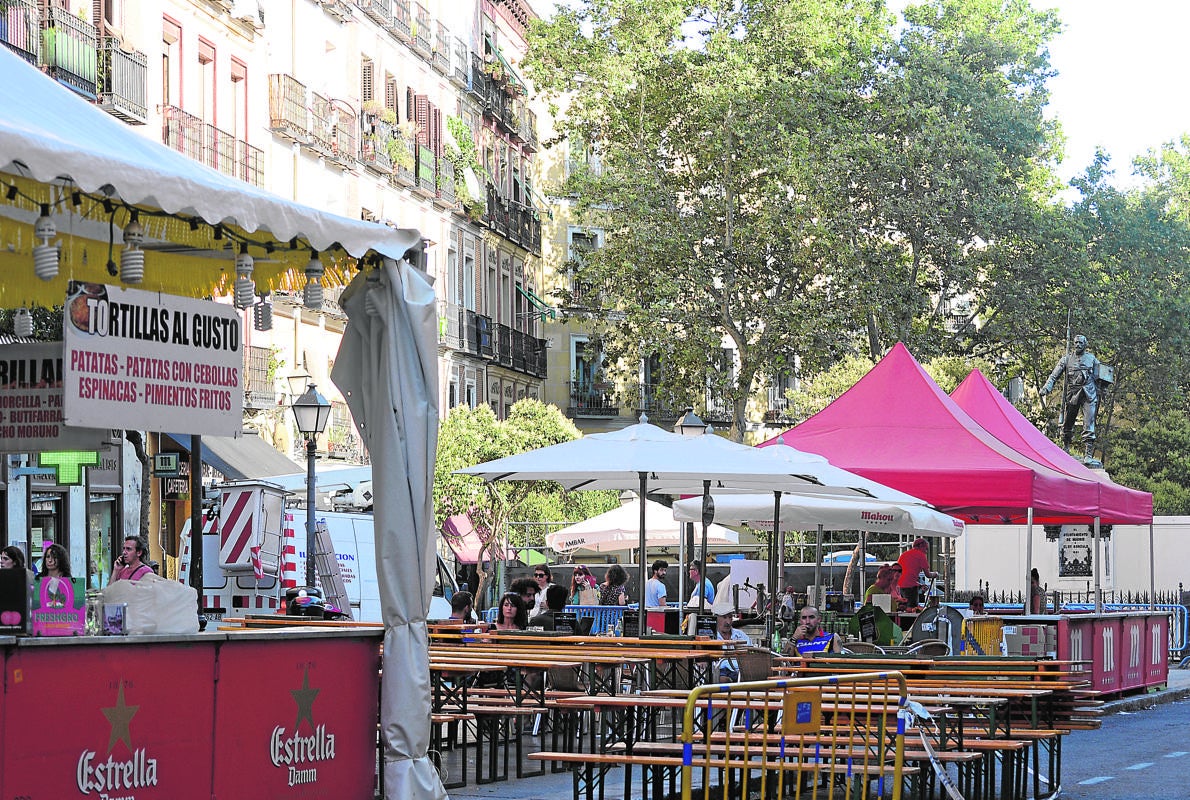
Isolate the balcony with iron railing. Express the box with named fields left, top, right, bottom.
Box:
left=432, top=22, right=450, bottom=74
left=307, top=93, right=335, bottom=156
left=98, top=40, right=147, bottom=124
left=389, top=0, right=411, bottom=41
left=451, top=37, right=468, bottom=87
left=357, top=0, right=393, bottom=28
left=469, top=52, right=491, bottom=103
left=460, top=309, right=493, bottom=358
left=634, top=384, right=680, bottom=422
left=437, top=300, right=464, bottom=349
left=1, top=0, right=40, bottom=65
left=411, top=3, right=432, bottom=60
left=523, top=108, right=539, bottom=152
left=414, top=144, right=436, bottom=197
left=436, top=157, right=456, bottom=205
left=568, top=381, right=620, bottom=418
left=268, top=73, right=309, bottom=143
left=702, top=388, right=735, bottom=426
left=360, top=117, right=394, bottom=174
left=41, top=6, right=98, bottom=98
left=243, top=345, right=275, bottom=409
left=331, top=107, right=358, bottom=167
left=163, top=106, right=263, bottom=186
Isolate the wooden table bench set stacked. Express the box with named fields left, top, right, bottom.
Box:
left=427, top=630, right=738, bottom=788
left=771, top=654, right=1103, bottom=800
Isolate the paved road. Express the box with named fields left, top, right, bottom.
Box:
left=1061, top=696, right=1190, bottom=799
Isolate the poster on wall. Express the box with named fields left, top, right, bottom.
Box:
left=0, top=341, right=113, bottom=453
left=62, top=282, right=243, bottom=436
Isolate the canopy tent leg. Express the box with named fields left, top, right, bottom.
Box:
left=1149, top=521, right=1156, bottom=611
left=1025, top=507, right=1033, bottom=613
left=1093, top=516, right=1102, bottom=613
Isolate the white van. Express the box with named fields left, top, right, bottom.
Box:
left=179, top=481, right=454, bottom=622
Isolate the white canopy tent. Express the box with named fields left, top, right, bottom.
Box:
left=546, top=497, right=739, bottom=554
left=0, top=46, right=422, bottom=308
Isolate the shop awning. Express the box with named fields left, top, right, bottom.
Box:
left=163, top=431, right=300, bottom=481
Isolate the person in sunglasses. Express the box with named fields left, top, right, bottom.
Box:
left=530, top=564, right=554, bottom=614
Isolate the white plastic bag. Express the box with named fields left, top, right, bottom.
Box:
left=103, top=573, right=199, bottom=635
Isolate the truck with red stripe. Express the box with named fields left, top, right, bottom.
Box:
left=179, top=480, right=454, bottom=622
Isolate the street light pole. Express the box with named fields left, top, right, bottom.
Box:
left=290, top=383, right=331, bottom=588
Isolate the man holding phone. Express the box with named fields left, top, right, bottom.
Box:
left=111, top=535, right=153, bottom=583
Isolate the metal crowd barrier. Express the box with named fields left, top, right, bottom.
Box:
left=477, top=603, right=628, bottom=631
left=1061, top=603, right=1189, bottom=659
left=679, top=671, right=909, bottom=800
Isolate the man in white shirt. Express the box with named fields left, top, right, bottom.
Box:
left=713, top=601, right=751, bottom=681
left=644, top=559, right=669, bottom=608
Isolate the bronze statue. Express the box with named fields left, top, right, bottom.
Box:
left=1040, top=334, right=1104, bottom=464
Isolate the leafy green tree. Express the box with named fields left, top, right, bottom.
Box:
left=1107, top=409, right=1190, bottom=515
left=527, top=0, right=1064, bottom=441
left=434, top=400, right=618, bottom=603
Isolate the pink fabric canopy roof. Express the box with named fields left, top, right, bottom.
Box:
left=950, top=369, right=1152, bottom=524
left=763, top=343, right=1101, bottom=523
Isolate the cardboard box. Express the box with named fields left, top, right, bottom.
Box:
left=1002, top=624, right=1047, bottom=656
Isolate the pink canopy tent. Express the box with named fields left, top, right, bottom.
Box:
left=763, top=343, right=1100, bottom=524
left=951, top=369, right=1152, bottom=525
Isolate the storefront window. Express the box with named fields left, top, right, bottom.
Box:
left=89, top=495, right=118, bottom=588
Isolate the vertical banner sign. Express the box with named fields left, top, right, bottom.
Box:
left=62, top=283, right=243, bottom=436
left=0, top=341, right=110, bottom=453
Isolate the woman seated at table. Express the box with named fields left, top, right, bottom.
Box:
left=864, top=565, right=907, bottom=609
left=598, top=564, right=629, bottom=606
left=569, top=565, right=599, bottom=605
left=491, top=592, right=528, bottom=631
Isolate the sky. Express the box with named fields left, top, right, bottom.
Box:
left=531, top=0, right=1190, bottom=189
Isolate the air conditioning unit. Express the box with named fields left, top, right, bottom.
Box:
left=545, top=337, right=555, bottom=349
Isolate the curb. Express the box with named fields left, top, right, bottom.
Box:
left=1101, top=685, right=1190, bottom=715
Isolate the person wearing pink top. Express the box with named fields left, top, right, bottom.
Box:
left=896, top=538, right=937, bottom=607
left=111, top=536, right=153, bottom=582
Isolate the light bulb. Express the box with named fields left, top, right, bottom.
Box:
left=120, top=212, right=145, bottom=283
left=253, top=292, right=273, bottom=331
left=14, top=307, right=34, bottom=338
left=234, top=245, right=255, bottom=309
left=32, top=205, right=58, bottom=281
left=304, top=251, right=324, bottom=310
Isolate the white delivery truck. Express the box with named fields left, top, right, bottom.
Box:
left=178, top=479, right=454, bottom=622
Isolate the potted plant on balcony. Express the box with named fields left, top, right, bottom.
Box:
left=445, top=115, right=487, bottom=221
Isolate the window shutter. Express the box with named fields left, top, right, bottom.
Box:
left=406, top=86, right=416, bottom=123
left=415, top=94, right=430, bottom=146
left=431, top=105, right=442, bottom=157
left=360, top=57, right=374, bottom=103
left=385, top=75, right=398, bottom=114
left=92, top=0, right=106, bottom=39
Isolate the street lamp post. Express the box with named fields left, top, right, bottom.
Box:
left=290, top=383, right=331, bottom=586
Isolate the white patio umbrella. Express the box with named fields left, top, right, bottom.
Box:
left=457, top=418, right=926, bottom=635
left=546, top=497, right=739, bottom=554
left=332, top=261, right=444, bottom=800
left=671, top=493, right=966, bottom=538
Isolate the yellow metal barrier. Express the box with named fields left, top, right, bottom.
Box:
left=679, top=671, right=908, bottom=800
left=962, top=615, right=1005, bottom=655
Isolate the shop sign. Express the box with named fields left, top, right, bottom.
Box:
left=0, top=644, right=217, bottom=799
left=30, top=576, right=85, bottom=635
left=0, top=341, right=112, bottom=453
left=63, top=282, right=243, bottom=436
left=212, top=639, right=379, bottom=798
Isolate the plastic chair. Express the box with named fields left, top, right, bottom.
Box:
left=907, top=639, right=951, bottom=656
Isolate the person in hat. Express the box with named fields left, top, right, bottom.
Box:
left=686, top=560, right=715, bottom=607
left=644, top=559, right=669, bottom=608
left=791, top=606, right=841, bottom=655
left=712, top=600, right=751, bottom=680
left=896, top=538, right=938, bottom=607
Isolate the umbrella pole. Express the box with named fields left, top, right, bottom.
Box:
left=813, top=524, right=823, bottom=609
left=859, top=532, right=867, bottom=600
left=699, top=480, right=710, bottom=616
left=638, top=472, right=648, bottom=637
left=769, top=490, right=781, bottom=645
left=679, top=522, right=687, bottom=614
